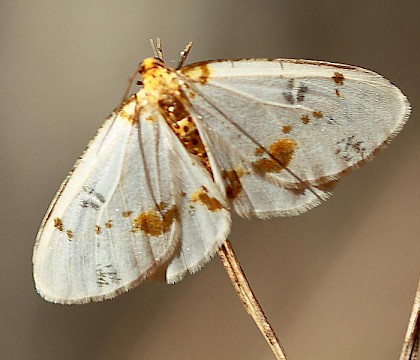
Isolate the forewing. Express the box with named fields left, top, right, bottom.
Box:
left=33, top=105, right=180, bottom=303
left=180, top=59, right=410, bottom=188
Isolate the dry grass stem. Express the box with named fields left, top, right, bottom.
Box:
left=400, top=278, right=420, bottom=360
left=218, top=239, right=288, bottom=360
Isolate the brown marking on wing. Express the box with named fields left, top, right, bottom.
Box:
left=288, top=187, right=305, bottom=196
left=117, top=95, right=139, bottom=124
left=131, top=205, right=177, bottom=236
left=122, top=210, right=133, bottom=218
left=252, top=159, right=281, bottom=173
left=282, top=125, right=292, bottom=134
left=291, top=175, right=341, bottom=191
left=255, top=147, right=265, bottom=156
left=296, top=85, right=308, bottom=103
left=283, top=92, right=295, bottom=104
left=252, top=138, right=296, bottom=174
left=181, top=64, right=211, bottom=84
left=53, top=217, right=63, bottom=231
left=222, top=167, right=246, bottom=199
left=66, top=230, right=73, bottom=240
left=301, top=114, right=310, bottom=124
left=156, top=201, right=168, bottom=211
left=335, top=89, right=341, bottom=97
left=313, top=110, right=323, bottom=119
left=95, top=225, right=101, bottom=235
left=105, top=220, right=113, bottom=229
left=190, top=189, right=223, bottom=211
left=332, top=72, right=345, bottom=85
left=315, top=179, right=337, bottom=193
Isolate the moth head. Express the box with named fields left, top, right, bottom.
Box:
left=139, top=58, right=165, bottom=76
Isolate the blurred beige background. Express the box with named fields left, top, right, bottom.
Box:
left=1, top=1, right=419, bottom=359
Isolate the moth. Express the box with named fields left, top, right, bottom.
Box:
left=33, top=41, right=410, bottom=304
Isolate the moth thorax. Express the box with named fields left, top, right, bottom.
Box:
left=140, top=59, right=179, bottom=94
left=140, top=58, right=211, bottom=173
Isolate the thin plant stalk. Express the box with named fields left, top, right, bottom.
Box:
left=400, top=278, right=420, bottom=360
left=218, top=239, right=288, bottom=360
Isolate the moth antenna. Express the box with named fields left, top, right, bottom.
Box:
left=156, top=38, right=164, bottom=60
left=149, top=38, right=164, bottom=61
left=176, top=41, right=193, bottom=69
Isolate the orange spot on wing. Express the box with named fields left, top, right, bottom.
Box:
left=282, top=125, right=292, bottom=134
left=181, top=64, right=211, bottom=84
left=222, top=168, right=246, bottom=199
left=254, top=147, right=265, bottom=156
left=332, top=72, right=345, bottom=85
left=122, top=210, right=133, bottom=218
left=301, top=114, right=310, bottom=124
left=190, top=189, right=223, bottom=211
left=132, top=205, right=177, bottom=236
left=313, top=110, right=323, bottom=119
left=252, top=138, right=296, bottom=174
left=117, top=96, right=139, bottom=124
left=315, top=179, right=337, bottom=193
left=53, top=217, right=63, bottom=231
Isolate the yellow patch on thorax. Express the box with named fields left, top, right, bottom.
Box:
left=141, top=58, right=181, bottom=107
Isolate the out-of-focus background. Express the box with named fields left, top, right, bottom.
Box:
left=1, top=1, right=419, bottom=359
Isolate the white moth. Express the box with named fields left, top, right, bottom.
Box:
left=33, top=45, right=410, bottom=304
